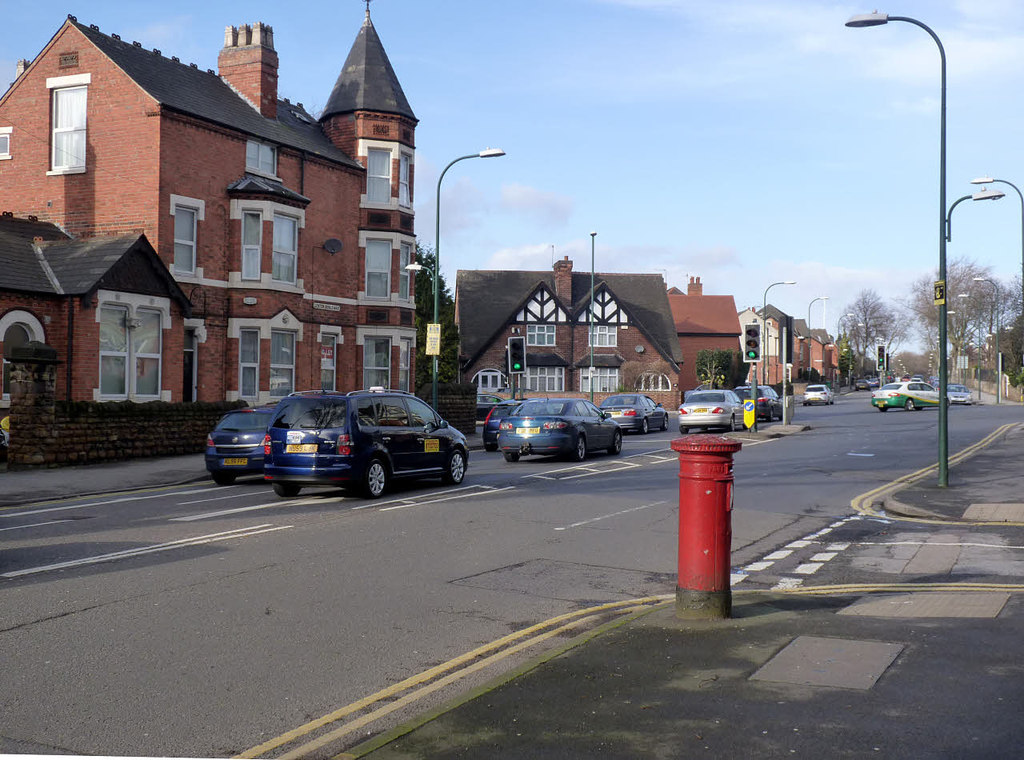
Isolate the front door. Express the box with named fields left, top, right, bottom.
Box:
left=182, top=328, right=196, bottom=402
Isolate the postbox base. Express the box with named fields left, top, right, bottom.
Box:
left=675, top=587, right=731, bottom=620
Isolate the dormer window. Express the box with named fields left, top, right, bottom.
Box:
left=246, top=140, right=276, bottom=175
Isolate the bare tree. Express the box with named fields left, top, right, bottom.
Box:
left=840, top=289, right=908, bottom=374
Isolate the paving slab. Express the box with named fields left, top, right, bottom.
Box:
left=749, top=635, right=903, bottom=690
left=839, top=592, right=1010, bottom=619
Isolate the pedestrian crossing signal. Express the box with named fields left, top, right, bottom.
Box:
left=743, top=324, right=761, bottom=363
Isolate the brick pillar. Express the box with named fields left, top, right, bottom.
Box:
left=5, top=341, right=60, bottom=469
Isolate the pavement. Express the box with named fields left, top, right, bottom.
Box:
left=4, top=413, right=1023, bottom=757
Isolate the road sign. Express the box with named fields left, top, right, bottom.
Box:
left=743, top=399, right=756, bottom=429
left=934, top=280, right=946, bottom=305
left=426, top=323, right=441, bottom=356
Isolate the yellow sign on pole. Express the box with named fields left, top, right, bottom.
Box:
left=934, top=280, right=946, bottom=305
left=426, top=323, right=441, bottom=356
left=743, top=399, right=756, bottom=429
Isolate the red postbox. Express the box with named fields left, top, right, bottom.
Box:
left=671, top=434, right=742, bottom=619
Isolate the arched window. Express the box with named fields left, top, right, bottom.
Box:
left=2, top=323, right=32, bottom=398
left=635, top=372, right=671, bottom=392
left=473, top=368, right=506, bottom=392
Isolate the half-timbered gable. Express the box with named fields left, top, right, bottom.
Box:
left=514, top=284, right=569, bottom=324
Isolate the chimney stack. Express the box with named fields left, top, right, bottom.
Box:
left=687, top=275, right=703, bottom=296
left=553, top=255, right=574, bottom=301
left=15, top=59, right=30, bottom=79
left=218, top=22, right=278, bottom=119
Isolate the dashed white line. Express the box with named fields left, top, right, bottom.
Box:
left=0, top=519, right=73, bottom=533
left=742, top=561, right=775, bottom=572
left=553, top=501, right=666, bottom=531
left=810, top=552, right=838, bottom=562
left=773, top=577, right=804, bottom=590
left=793, top=563, right=824, bottom=575
left=764, top=550, right=793, bottom=561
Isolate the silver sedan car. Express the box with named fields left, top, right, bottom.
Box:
left=678, top=389, right=744, bottom=433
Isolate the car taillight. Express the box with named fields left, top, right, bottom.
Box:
left=678, top=408, right=688, bottom=415
left=262, top=433, right=271, bottom=456
left=484, top=407, right=496, bottom=423
left=499, top=420, right=514, bottom=431
left=337, top=433, right=352, bottom=456
left=757, top=397, right=768, bottom=403
left=542, top=420, right=569, bottom=430
left=621, top=409, right=637, bottom=416
left=711, top=407, right=724, bottom=414
left=206, top=435, right=214, bottom=447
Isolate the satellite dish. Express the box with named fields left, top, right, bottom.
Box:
left=323, top=238, right=343, bottom=255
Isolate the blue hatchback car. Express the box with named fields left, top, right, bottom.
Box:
left=205, top=407, right=275, bottom=485
left=262, top=389, right=469, bottom=498
left=498, top=397, right=622, bottom=462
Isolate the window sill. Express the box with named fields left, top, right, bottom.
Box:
left=0, top=155, right=11, bottom=161
left=47, top=166, right=86, bottom=176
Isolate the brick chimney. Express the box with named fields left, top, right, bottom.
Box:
left=218, top=23, right=278, bottom=119
left=553, top=256, right=573, bottom=301
left=687, top=275, right=703, bottom=296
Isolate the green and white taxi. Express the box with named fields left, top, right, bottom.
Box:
left=871, top=381, right=939, bottom=412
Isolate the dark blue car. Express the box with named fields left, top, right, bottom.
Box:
left=205, top=407, right=275, bottom=485
left=482, top=399, right=525, bottom=452
left=498, top=397, right=621, bottom=462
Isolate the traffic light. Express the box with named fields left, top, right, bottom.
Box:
left=876, top=345, right=886, bottom=372
left=507, top=336, right=526, bottom=374
left=743, top=323, right=761, bottom=363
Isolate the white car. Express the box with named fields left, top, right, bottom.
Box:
left=803, top=384, right=834, bottom=405
left=947, top=384, right=973, bottom=405
left=871, top=381, right=939, bottom=412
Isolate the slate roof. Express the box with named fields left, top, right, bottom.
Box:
left=456, top=269, right=682, bottom=369
left=0, top=216, right=190, bottom=313
left=227, top=174, right=311, bottom=205
left=667, top=292, right=741, bottom=336
left=64, top=18, right=362, bottom=170
left=322, top=12, right=416, bottom=122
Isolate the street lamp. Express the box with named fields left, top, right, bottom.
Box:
left=432, top=148, right=505, bottom=409
left=974, top=276, right=1001, bottom=404
left=754, top=280, right=795, bottom=432
left=807, top=296, right=828, bottom=382
left=847, top=11, right=952, bottom=484
left=589, top=231, right=597, bottom=402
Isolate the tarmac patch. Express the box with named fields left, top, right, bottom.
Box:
left=963, top=503, right=1024, bottom=522
left=838, top=591, right=1010, bottom=619
left=750, top=635, right=902, bottom=690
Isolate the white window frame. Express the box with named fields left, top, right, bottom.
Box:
left=398, top=337, right=412, bottom=391
left=50, top=85, right=88, bottom=172
left=172, top=204, right=198, bottom=274
left=636, top=372, right=671, bottom=392
left=589, top=324, right=617, bottom=347
left=269, top=330, right=295, bottom=397
left=246, top=140, right=277, bottom=176
left=99, top=305, right=129, bottom=398
left=97, top=303, right=165, bottom=400
left=272, top=213, right=298, bottom=284
left=239, top=329, right=260, bottom=400
left=0, top=127, right=11, bottom=160
left=526, top=324, right=556, bottom=346
left=242, top=210, right=262, bottom=280
left=474, top=369, right=505, bottom=392
left=527, top=366, right=564, bottom=392
left=399, top=242, right=411, bottom=300
left=365, top=239, right=392, bottom=299
left=367, top=148, right=392, bottom=203
left=320, top=333, right=337, bottom=392
left=399, top=152, right=411, bottom=207
left=133, top=309, right=162, bottom=398
left=363, top=336, right=392, bottom=389
left=581, top=367, right=619, bottom=394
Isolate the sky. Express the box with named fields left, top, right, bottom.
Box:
left=5, top=0, right=1024, bottom=341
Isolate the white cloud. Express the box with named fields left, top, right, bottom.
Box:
left=499, top=184, right=573, bottom=228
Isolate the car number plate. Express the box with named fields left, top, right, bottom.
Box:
left=693, top=408, right=708, bottom=413
left=424, top=438, right=439, bottom=453
left=609, top=411, right=621, bottom=416
left=222, top=457, right=248, bottom=466
left=286, top=443, right=318, bottom=453
left=516, top=427, right=540, bottom=435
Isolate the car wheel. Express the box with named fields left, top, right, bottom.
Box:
left=503, top=451, right=520, bottom=463
left=211, top=471, right=236, bottom=486
left=640, top=417, right=649, bottom=435
left=272, top=482, right=301, bottom=498
left=608, top=429, right=622, bottom=455
left=679, top=426, right=689, bottom=434
left=484, top=443, right=498, bottom=452
left=362, top=457, right=388, bottom=498
left=878, top=406, right=888, bottom=412
left=570, top=435, right=587, bottom=462
left=730, top=413, right=739, bottom=432
left=660, top=414, right=668, bottom=432
left=904, top=398, right=915, bottom=411
left=443, top=450, right=466, bottom=485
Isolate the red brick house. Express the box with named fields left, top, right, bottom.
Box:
left=667, top=277, right=741, bottom=392
left=0, top=10, right=418, bottom=405
left=456, top=256, right=683, bottom=406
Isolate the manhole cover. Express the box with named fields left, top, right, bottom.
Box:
left=750, top=635, right=903, bottom=690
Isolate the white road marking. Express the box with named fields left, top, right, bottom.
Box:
left=380, top=486, right=514, bottom=512
left=171, top=501, right=307, bottom=521
left=786, top=540, right=812, bottom=549
left=773, top=577, right=804, bottom=590
left=826, top=542, right=850, bottom=551
left=764, top=549, right=793, bottom=561
left=793, top=563, right=824, bottom=575
left=1, top=524, right=292, bottom=578
left=177, top=491, right=259, bottom=506
left=810, top=552, right=838, bottom=562
left=1, top=487, right=221, bottom=518
left=742, top=561, right=775, bottom=572
left=731, top=573, right=749, bottom=585
left=0, top=519, right=73, bottom=533
left=553, top=501, right=666, bottom=531
left=847, top=452, right=875, bottom=457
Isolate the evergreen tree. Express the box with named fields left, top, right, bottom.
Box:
left=412, top=243, right=461, bottom=392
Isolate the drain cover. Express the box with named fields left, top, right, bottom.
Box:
left=750, top=635, right=903, bottom=690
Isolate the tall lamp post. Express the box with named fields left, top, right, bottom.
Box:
left=808, top=296, right=828, bottom=382
left=973, top=276, right=1001, bottom=404
left=847, top=11, right=950, bottom=485
left=589, top=232, right=597, bottom=402
left=432, top=148, right=505, bottom=410
left=972, top=176, right=1023, bottom=359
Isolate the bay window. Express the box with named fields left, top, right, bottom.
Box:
left=242, top=211, right=262, bottom=280
left=367, top=148, right=391, bottom=203
left=272, top=214, right=297, bottom=283
left=269, top=330, right=294, bottom=397
left=365, top=240, right=391, bottom=298
left=363, top=337, right=391, bottom=388
left=239, top=329, right=260, bottom=399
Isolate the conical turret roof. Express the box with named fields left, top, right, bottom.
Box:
left=322, top=11, right=416, bottom=121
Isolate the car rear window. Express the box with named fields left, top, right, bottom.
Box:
left=807, top=386, right=826, bottom=392
left=270, top=398, right=349, bottom=430
left=602, top=395, right=633, bottom=406
left=880, top=383, right=901, bottom=391
left=688, top=392, right=725, bottom=403
left=517, top=400, right=570, bottom=416
left=215, top=410, right=272, bottom=432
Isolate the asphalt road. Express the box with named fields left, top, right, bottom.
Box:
left=0, top=392, right=1018, bottom=756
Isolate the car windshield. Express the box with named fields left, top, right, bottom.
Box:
left=215, top=410, right=272, bottom=432
left=488, top=404, right=518, bottom=420
left=807, top=386, right=826, bottom=392
left=515, top=400, right=571, bottom=417
left=602, top=395, right=635, bottom=406
left=270, top=398, right=349, bottom=429
left=880, top=383, right=902, bottom=391
left=949, top=385, right=968, bottom=392
left=687, top=392, right=725, bottom=403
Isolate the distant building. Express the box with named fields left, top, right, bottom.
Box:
left=667, top=276, right=741, bottom=391
left=0, top=9, right=419, bottom=405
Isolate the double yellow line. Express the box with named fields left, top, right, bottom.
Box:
left=850, top=423, right=1022, bottom=524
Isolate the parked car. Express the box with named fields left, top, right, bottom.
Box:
left=498, top=398, right=622, bottom=462
left=263, top=389, right=469, bottom=498
left=476, top=393, right=505, bottom=421
left=947, top=383, right=973, bottom=405
left=854, top=378, right=870, bottom=391
left=867, top=377, right=880, bottom=389
left=733, top=385, right=783, bottom=421
left=205, top=407, right=276, bottom=485
left=482, top=399, right=525, bottom=451
left=598, top=393, right=668, bottom=434
left=802, top=384, right=834, bottom=406
left=678, top=390, right=744, bottom=432
left=871, top=381, right=939, bottom=412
